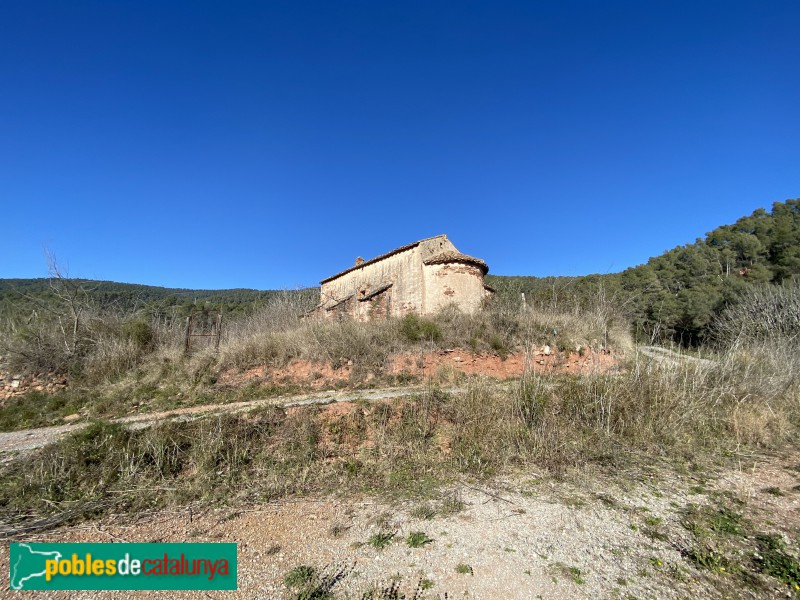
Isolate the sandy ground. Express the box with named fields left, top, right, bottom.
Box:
left=1, top=450, right=798, bottom=599
left=5, top=348, right=797, bottom=599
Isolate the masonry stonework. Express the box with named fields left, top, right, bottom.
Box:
left=311, top=235, right=492, bottom=321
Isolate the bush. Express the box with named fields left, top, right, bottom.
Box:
left=122, top=320, right=155, bottom=351
left=713, top=284, right=800, bottom=348
left=398, top=314, right=442, bottom=342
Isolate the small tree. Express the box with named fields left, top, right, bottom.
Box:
left=0, top=251, right=98, bottom=375
left=45, top=249, right=95, bottom=358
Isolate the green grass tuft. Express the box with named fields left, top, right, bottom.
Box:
left=406, top=531, right=433, bottom=548
left=284, top=565, right=317, bottom=588
left=367, top=532, right=395, bottom=550
left=754, top=534, right=800, bottom=590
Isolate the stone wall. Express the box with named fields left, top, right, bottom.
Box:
left=314, top=235, right=489, bottom=320
left=422, top=262, right=487, bottom=314
left=319, top=247, right=420, bottom=318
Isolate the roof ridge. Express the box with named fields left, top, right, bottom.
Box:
left=423, top=251, right=488, bottom=273
left=320, top=234, right=447, bottom=284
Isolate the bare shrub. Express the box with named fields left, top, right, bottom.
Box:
left=710, top=284, right=800, bottom=432
left=713, top=284, right=800, bottom=349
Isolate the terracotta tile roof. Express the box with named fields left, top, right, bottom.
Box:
left=423, top=251, right=488, bottom=274
left=320, top=235, right=447, bottom=284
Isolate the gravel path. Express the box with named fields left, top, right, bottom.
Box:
left=0, top=385, right=465, bottom=457
left=3, top=451, right=798, bottom=599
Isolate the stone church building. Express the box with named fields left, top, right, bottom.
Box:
left=311, top=235, right=493, bottom=320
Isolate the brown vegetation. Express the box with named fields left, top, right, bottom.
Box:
left=0, top=290, right=629, bottom=427
left=0, top=284, right=798, bottom=547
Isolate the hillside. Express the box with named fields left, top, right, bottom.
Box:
left=487, top=198, right=800, bottom=344
left=0, top=278, right=318, bottom=323
left=2, top=199, right=798, bottom=346
left=1, top=207, right=798, bottom=600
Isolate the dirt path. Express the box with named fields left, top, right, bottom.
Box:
left=0, top=385, right=465, bottom=456
left=0, top=345, right=621, bottom=458
left=0, top=345, right=695, bottom=457
left=638, top=345, right=716, bottom=368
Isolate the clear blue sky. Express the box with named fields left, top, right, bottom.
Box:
left=2, top=1, right=798, bottom=289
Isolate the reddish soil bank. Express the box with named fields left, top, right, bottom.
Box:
left=387, top=347, right=618, bottom=379
left=219, top=347, right=620, bottom=391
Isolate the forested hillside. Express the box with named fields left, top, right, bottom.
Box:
left=3, top=199, right=797, bottom=346
left=0, top=279, right=318, bottom=324
left=487, top=199, right=800, bottom=344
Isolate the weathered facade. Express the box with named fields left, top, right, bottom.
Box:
left=311, top=235, right=493, bottom=320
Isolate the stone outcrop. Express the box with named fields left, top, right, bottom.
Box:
left=0, top=372, right=68, bottom=400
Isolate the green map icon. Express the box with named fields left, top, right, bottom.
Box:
left=10, top=543, right=63, bottom=590
left=8, top=542, right=237, bottom=590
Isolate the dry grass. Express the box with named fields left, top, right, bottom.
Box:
left=1, top=293, right=632, bottom=430
left=215, top=296, right=630, bottom=373
left=712, top=284, right=800, bottom=348
left=2, top=336, right=797, bottom=530
left=2, top=287, right=798, bottom=532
